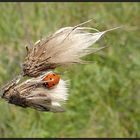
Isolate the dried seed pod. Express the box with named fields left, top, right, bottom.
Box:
left=22, top=20, right=120, bottom=77
left=1, top=71, right=69, bottom=112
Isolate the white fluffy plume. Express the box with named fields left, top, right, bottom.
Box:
left=35, top=20, right=120, bottom=65
left=2, top=71, right=69, bottom=112
left=23, top=20, right=121, bottom=77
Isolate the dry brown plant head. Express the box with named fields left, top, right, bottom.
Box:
left=1, top=20, right=121, bottom=112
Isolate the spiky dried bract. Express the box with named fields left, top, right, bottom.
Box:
left=22, top=20, right=120, bottom=77
left=1, top=71, right=69, bottom=112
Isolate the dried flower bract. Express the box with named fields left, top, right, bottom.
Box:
left=22, top=20, right=120, bottom=77
left=1, top=71, right=69, bottom=112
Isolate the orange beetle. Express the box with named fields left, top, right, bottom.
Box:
left=42, top=73, right=60, bottom=89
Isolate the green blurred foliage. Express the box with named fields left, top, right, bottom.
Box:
left=0, top=2, right=140, bottom=138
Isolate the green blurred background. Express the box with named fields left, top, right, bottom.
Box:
left=0, top=2, right=140, bottom=138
